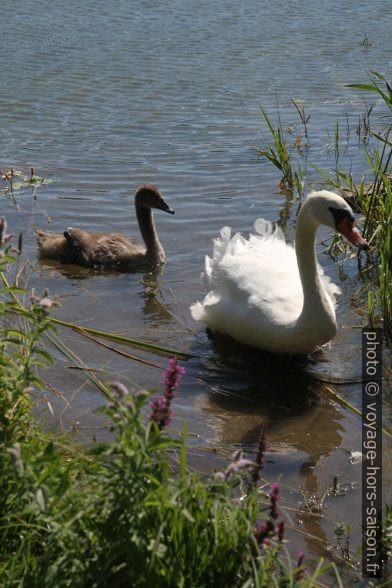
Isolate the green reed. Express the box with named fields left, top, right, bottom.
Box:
left=347, top=73, right=392, bottom=337
left=256, top=106, right=305, bottom=196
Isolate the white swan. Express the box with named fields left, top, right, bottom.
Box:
left=190, top=190, right=367, bottom=354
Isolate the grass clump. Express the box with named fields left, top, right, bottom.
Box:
left=339, top=72, right=391, bottom=336
left=256, top=105, right=306, bottom=197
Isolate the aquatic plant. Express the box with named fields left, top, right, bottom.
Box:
left=256, top=105, right=305, bottom=196
left=346, top=73, right=392, bottom=336
left=0, top=165, right=51, bottom=194
left=28, top=167, right=45, bottom=185
left=334, top=523, right=351, bottom=561
left=291, top=98, right=311, bottom=146
left=360, top=33, right=372, bottom=47
left=1, top=166, right=14, bottom=182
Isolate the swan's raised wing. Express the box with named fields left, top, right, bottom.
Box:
left=191, top=220, right=304, bottom=333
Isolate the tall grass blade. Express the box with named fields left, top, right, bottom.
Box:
left=325, top=385, right=392, bottom=439
left=77, top=329, right=163, bottom=369
left=50, top=317, right=190, bottom=359
left=46, top=331, right=113, bottom=399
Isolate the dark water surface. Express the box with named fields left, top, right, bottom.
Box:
left=1, top=0, right=391, bottom=570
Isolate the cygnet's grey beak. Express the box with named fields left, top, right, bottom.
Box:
left=160, top=202, right=175, bottom=215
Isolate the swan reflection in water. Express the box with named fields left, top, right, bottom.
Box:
left=35, top=256, right=170, bottom=321
left=192, top=332, right=360, bottom=559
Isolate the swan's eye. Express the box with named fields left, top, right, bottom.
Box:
left=329, top=207, right=355, bottom=228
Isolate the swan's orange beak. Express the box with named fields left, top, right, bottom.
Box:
left=336, top=218, right=368, bottom=249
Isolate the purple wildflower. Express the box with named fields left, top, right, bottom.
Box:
left=163, top=356, right=186, bottom=400
left=149, top=395, right=174, bottom=429
left=277, top=520, right=285, bottom=542
left=262, top=537, right=270, bottom=546
left=295, top=550, right=305, bottom=580
left=254, top=519, right=273, bottom=547
left=149, top=357, right=185, bottom=430
left=255, top=519, right=268, bottom=542
left=254, top=483, right=286, bottom=549
left=269, top=482, right=279, bottom=520
left=110, top=382, right=129, bottom=399
left=252, top=428, right=267, bottom=485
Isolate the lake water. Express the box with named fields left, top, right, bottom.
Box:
left=1, top=0, right=391, bottom=574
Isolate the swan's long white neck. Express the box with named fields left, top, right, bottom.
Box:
left=294, top=205, right=336, bottom=332
left=135, top=205, right=165, bottom=261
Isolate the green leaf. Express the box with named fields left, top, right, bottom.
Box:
left=55, top=471, right=71, bottom=499
left=369, top=70, right=386, bottom=81
left=345, top=83, right=380, bottom=92
left=181, top=508, right=195, bottom=523
left=5, top=287, right=27, bottom=294
left=49, top=317, right=191, bottom=359
left=31, top=375, right=45, bottom=390
left=36, top=349, right=54, bottom=363
left=2, top=337, right=25, bottom=346
left=35, top=488, right=47, bottom=511
left=3, top=329, right=30, bottom=339
left=372, top=133, right=392, bottom=148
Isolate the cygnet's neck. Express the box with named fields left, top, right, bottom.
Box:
left=294, top=206, right=336, bottom=329
left=136, top=204, right=165, bottom=262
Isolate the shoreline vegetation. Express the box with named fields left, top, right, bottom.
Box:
left=1, top=72, right=391, bottom=585
left=256, top=72, right=391, bottom=340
